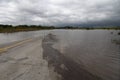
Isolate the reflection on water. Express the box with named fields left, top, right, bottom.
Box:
left=0, top=30, right=120, bottom=80
left=51, top=30, right=120, bottom=80
left=0, top=30, right=50, bottom=45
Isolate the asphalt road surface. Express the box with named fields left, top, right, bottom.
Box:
left=0, top=37, right=61, bottom=80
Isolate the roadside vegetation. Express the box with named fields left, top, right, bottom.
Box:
left=0, top=24, right=55, bottom=33
left=0, top=24, right=120, bottom=33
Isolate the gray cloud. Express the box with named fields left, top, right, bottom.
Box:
left=0, top=0, right=120, bottom=26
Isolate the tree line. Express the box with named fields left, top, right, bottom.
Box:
left=0, top=24, right=120, bottom=33
left=0, top=24, right=55, bottom=33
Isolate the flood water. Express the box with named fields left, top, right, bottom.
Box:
left=0, top=30, right=120, bottom=80
left=0, top=30, right=50, bottom=45
left=50, top=30, right=120, bottom=80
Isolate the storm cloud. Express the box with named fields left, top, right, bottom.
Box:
left=0, top=0, right=120, bottom=26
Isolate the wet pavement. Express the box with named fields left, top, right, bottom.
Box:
left=42, top=33, right=102, bottom=80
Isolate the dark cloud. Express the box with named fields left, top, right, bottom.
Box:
left=0, top=0, right=120, bottom=27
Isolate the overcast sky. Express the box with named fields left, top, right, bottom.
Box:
left=0, top=0, right=120, bottom=27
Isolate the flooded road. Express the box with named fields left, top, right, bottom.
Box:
left=0, top=30, right=49, bottom=46
left=42, top=33, right=101, bottom=80
left=0, top=30, right=120, bottom=80
left=42, top=30, right=120, bottom=80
